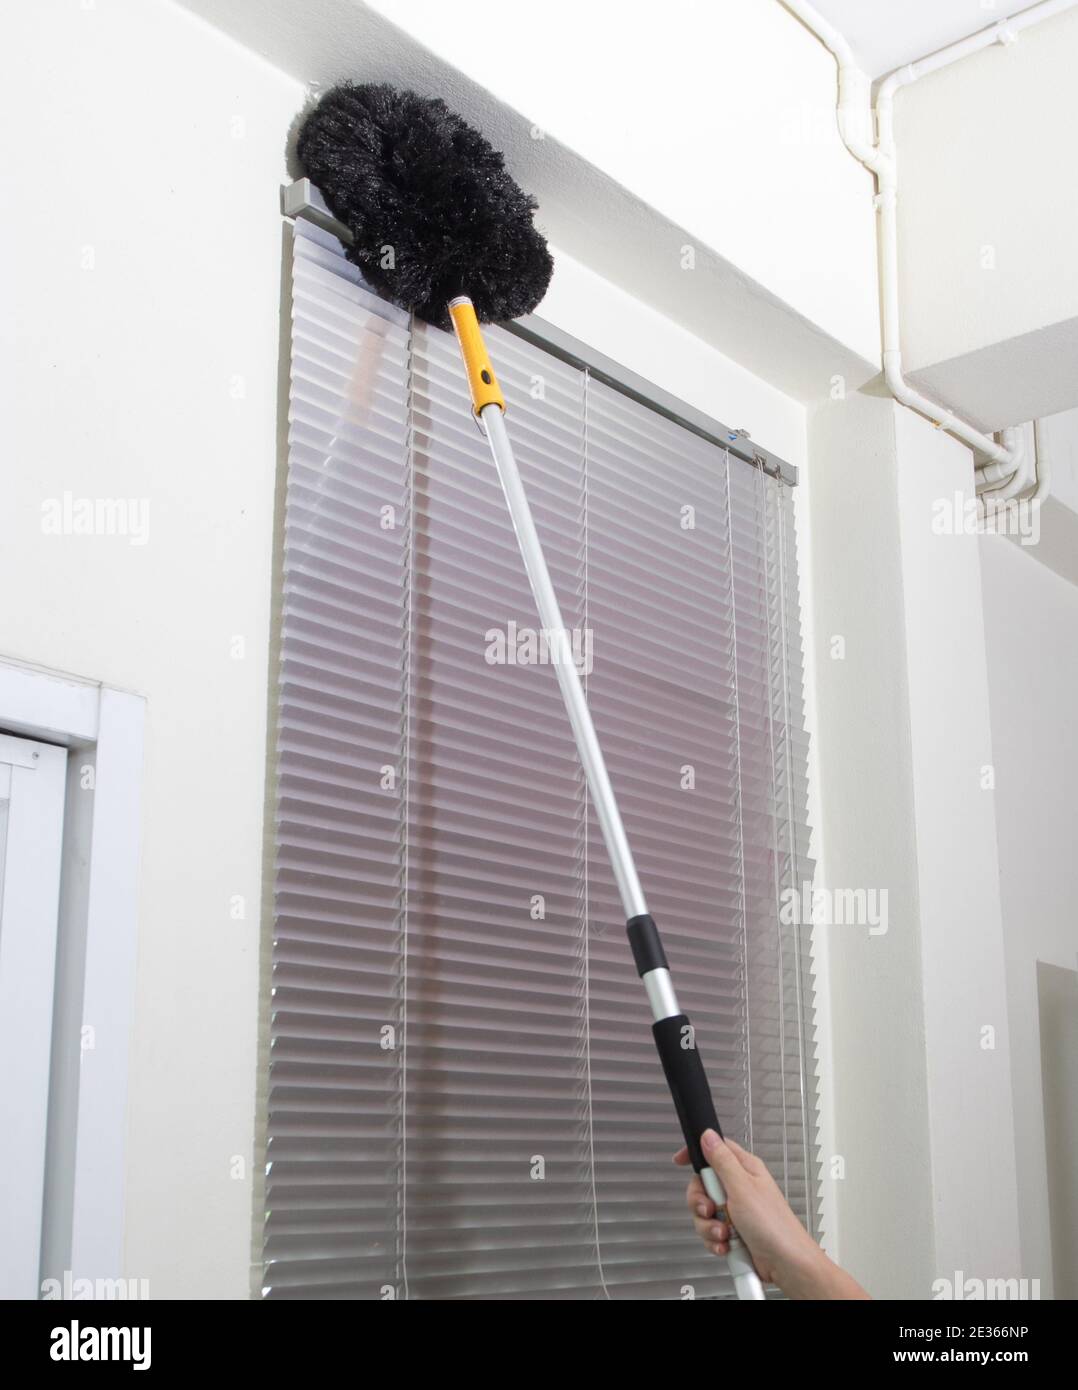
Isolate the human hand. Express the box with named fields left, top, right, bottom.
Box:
left=675, top=1129, right=870, bottom=1299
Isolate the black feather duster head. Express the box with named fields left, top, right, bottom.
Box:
left=296, top=83, right=553, bottom=330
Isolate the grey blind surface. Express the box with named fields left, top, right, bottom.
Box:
left=265, top=218, right=818, bottom=1300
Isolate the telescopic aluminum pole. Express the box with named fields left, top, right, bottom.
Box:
left=449, top=297, right=766, bottom=1302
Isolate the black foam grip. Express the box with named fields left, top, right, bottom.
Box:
left=626, top=913, right=668, bottom=976
left=652, top=1013, right=723, bottom=1173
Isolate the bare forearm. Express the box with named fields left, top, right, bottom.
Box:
left=780, top=1247, right=871, bottom=1301
left=679, top=1134, right=873, bottom=1300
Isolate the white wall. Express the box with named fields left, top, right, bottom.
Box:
left=805, top=391, right=1027, bottom=1297
left=893, top=408, right=1021, bottom=1286
left=2, top=0, right=305, bottom=1298
left=539, top=250, right=803, bottom=465
left=980, top=536, right=1078, bottom=1297
left=892, top=31, right=1078, bottom=1270
left=1026, top=408, right=1078, bottom=589
left=14, top=0, right=1058, bottom=1305
left=896, top=5, right=1078, bottom=430
left=806, top=392, right=936, bottom=1297
left=178, top=0, right=881, bottom=402
left=806, top=0, right=1046, bottom=78
left=360, top=0, right=881, bottom=368
left=5, top=0, right=813, bottom=1298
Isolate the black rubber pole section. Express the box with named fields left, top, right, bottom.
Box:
left=652, top=1014, right=724, bottom=1173
left=626, top=915, right=725, bottom=1174
left=626, top=913, right=668, bottom=975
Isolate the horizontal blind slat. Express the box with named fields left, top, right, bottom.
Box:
left=267, top=218, right=819, bottom=1300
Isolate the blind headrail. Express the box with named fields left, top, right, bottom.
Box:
left=281, top=178, right=798, bottom=488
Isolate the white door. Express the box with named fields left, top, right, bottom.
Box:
left=0, top=732, right=67, bottom=1298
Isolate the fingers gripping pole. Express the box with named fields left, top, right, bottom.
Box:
left=701, top=1169, right=767, bottom=1301
left=453, top=307, right=765, bottom=1300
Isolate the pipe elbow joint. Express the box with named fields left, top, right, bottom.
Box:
left=881, top=349, right=906, bottom=399
left=978, top=430, right=1024, bottom=485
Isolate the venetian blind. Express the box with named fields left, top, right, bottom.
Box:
left=265, top=217, right=819, bottom=1300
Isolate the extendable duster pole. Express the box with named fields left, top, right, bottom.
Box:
left=449, top=296, right=767, bottom=1302
left=297, top=78, right=768, bottom=1301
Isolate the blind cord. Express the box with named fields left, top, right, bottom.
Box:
left=758, top=464, right=791, bottom=1198
left=397, top=315, right=418, bottom=1302
left=580, top=369, right=613, bottom=1301
left=776, top=484, right=814, bottom=1240
left=724, top=450, right=754, bottom=1155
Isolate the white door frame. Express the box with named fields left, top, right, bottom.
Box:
left=0, top=658, right=145, bottom=1293
left=0, top=732, right=66, bottom=1298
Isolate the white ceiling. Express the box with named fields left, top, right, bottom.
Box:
left=806, top=0, right=1046, bottom=77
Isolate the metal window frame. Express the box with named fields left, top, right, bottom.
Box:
left=282, top=179, right=797, bottom=487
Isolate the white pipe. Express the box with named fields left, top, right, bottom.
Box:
left=877, top=0, right=1077, bottom=99
left=1027, top=414, right=1050, bottom=508
left=980, top=419, right=1051, bottom=518
left=978, top=426, right=1029, bottom=499
left=783, top=0, right=1076, bottom=480
left=1030, top=417, right=1052, bottom=505
left=783, top=0, right=881, bottom=170
left=874, top=0, right=1075, bottom=485
left=978, top=426, right=1026, bottom=490
left=977, top=427, right=1029, bottom=532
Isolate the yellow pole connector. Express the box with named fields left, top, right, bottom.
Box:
left=448, top=296, right=506, bottom=416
